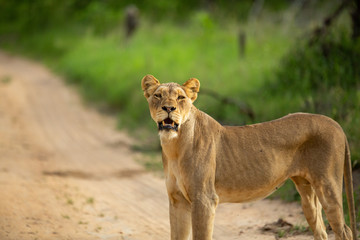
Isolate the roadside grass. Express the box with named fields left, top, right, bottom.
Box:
left=53, top=18, right=293, bottom=130
left=0, top=75, right=12, bottom=84
left=276, top=224, right=310, bottom=238
left=3, top=15, right=294, bottom=131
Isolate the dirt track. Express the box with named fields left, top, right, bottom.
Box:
left=0, top=52, right=333, bottom=240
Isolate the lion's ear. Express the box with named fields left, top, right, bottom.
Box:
left=141, top=75, right=160, bottom=98
left=183, top=78, right=200, bottom=102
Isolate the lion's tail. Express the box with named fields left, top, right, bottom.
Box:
left=344, top=138, right=357, bottom=240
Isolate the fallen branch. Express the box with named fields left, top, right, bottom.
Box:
left=200, top=88, right=255, bottom=121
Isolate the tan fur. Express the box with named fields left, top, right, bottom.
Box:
left=141, top=75, right=357, bottom=240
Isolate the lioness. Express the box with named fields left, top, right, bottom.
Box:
left=141, top=75, right=357, bottom=240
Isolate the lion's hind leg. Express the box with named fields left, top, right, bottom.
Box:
left=291, top=176, right=328, bottom=240
left=313, top=178, right=353, bottom=240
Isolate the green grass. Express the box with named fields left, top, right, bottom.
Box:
left=269, top=179, right=300, bottom=202
left=0, top=75, right=12, bottom=84
left=5, top=15, right=294, bottom=135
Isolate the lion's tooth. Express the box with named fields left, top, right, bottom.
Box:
left=171, top=122, right=174, bottom=127
left=162, top=121, right=165, bottom=125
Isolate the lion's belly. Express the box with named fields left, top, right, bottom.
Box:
left=214, top=155, right=290, bottom=203
left=214, top=138, right=295, bottom=203
left=215, top=179, right=287, bottom=203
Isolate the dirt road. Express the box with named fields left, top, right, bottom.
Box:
left=0, top=52, right=331, bottom=240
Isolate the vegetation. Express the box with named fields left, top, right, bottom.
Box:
left=1, top=11, right=296, bottom=140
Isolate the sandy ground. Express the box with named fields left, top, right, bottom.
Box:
left=0, top=51, right=333, bottom=240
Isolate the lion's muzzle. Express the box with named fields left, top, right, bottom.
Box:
left=158, top=118, right=179, bottom=131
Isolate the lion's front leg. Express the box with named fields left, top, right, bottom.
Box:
left=169, top=190, right=191, bottom=240
left=191, top=193, right=219, bottom=240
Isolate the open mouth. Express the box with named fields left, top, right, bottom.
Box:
left=158, top=118, right=179, bottom=131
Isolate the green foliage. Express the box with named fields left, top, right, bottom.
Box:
left=270, top=38, right=360, bottom=92
left=0, top=0, right=292, bottom=35
left=269, top=180, right=300, bottom=202
left=8, top=18, right=289, bottom=132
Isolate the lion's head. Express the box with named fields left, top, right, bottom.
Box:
left=141, top=75, right=200, bottom=139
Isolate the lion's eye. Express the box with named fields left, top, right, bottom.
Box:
left=154, top=94, right=161, bottom=99
left=178, top=95, right=185, bottom=100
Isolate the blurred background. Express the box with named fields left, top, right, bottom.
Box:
left=0, top=0, right=359, bottom=212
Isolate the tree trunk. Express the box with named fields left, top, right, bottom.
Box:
left=351, top=0, right=360, bottom=40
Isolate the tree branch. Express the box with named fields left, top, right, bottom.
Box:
left=200, top=88, right=255, bottom=121
left=309, top=0, right=352, bottom=45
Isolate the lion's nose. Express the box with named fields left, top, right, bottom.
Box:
left=162, top=106, right=176, bottom=113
